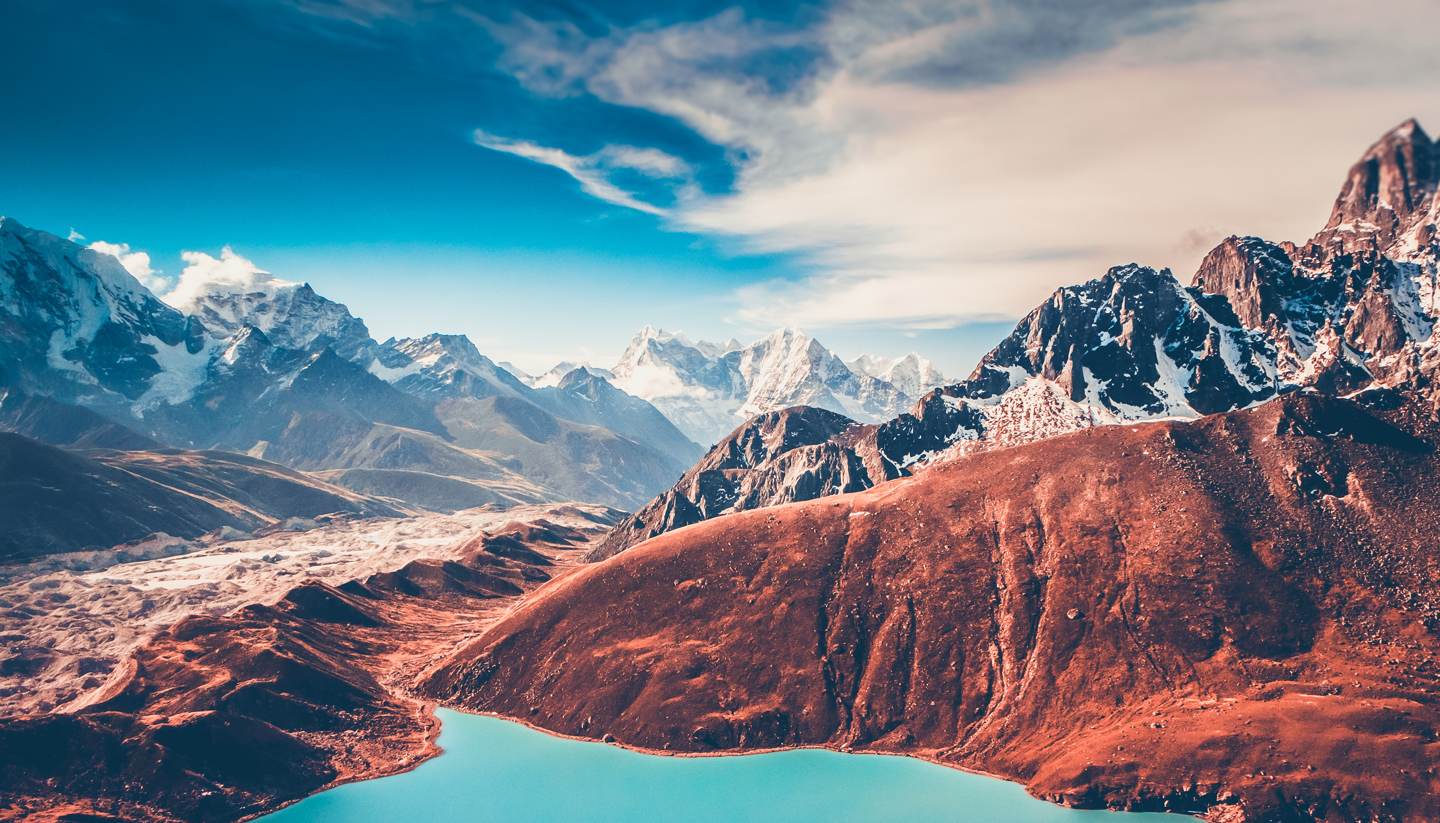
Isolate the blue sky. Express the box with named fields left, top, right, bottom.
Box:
left=3, top=0, right=1438, bottom=373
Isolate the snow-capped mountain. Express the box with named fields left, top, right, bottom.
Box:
left=849, top=353, right=946, bottom=399
left=370, top=333, right=699, bottom=468
left=526, top=361, right=616, bottom=389
left=0, top=216, right=209, bottom=416
left=181, top=279, right=376, bottom=364
left=0, top=222, right=699, bottom=509
left=372, top=334, right=533, bottom=401
left=875, top=119, right=1437, bottom=466
left=608, top=325, right=912, bottom=444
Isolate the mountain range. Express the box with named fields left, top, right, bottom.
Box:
left=589, top=326, right=935, bottom=446
left=0, top=218, right=712, bottom=525
left=596, top=117, right=1440, bottom=556
left=0, top=213, right=955, bottom=543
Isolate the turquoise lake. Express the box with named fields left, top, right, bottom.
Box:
left=262, top=708, right=1190, bottom=822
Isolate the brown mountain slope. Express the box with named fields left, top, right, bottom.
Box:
left=425, top=391, right=1440, bottom=822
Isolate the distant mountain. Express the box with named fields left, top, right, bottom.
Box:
left=496, top=360, right=533, bottom=384
left=533, top=367, right=700, bottom=467
left=0, top=432, right=398, bottom=561
left=599, top=117, right=1440, bottom=554
left=0, top=391, right=159, bottom=451
left=609, top=326, right=912, bottom=445
left=849, top=353, right=946, bottom=399
left=367, top=334, right=699, bottom=500
left=178, top=277, right=376, bottom=363
left=0, top=221, right=697, bottom=511
left=0, top=216, right=209, bottom=417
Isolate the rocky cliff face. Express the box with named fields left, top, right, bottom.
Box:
left=1324, top=118, right=1437, bottom=247
left=427, top=392, right=1440, bottom=822
left=590, top=406, right=865, bottom=560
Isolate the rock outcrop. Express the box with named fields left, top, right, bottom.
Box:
left=591, top=406, right=865, bottom=560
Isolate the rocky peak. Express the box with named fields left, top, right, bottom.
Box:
left=709, top=406, right=856, bottom=471
left=1325, top=118, right=1436, bottom=244
left=187, top=280, right=375, bottom=363
left=1192, top=236, right=1295, bottom=329
left=589, top=405, right=863, bottom=560
left=972, top=263, right=1274, bottom=416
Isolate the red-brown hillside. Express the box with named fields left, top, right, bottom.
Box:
left=426, top=392, right=1440, bottom=822
left=0, top=517, right=612, bottom=823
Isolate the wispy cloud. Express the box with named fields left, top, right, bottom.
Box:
left=475, top=0, right=1440, bottom=329
left=473, top=129, right=686, bottom=216
left=277, top=0, right=1440, bottom=333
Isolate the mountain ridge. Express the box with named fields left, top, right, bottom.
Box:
left=594, top=116, right=1440, bottom=556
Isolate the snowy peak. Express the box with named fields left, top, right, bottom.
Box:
left=372, top=333, right=529, bottom=400
left=850, top=352, right=946, bottom=398
left=0, top=216, right=206, bottom=410
left=186, top=280, right=375, bottom=363
left=611, top=325, right=919, bottom=444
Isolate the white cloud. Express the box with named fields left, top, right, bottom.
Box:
left=473, top=130, right=680, bottom=216
left=481, top=0, right=1440, bottom=330
left=88, top=240, right=168, bottom=293
left=163, top=246, right=293, bottom=311
left=597, top=145, right=689, bottom=178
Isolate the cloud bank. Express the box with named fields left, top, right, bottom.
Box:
left=164, top=247, right=293, bottom=312
left=87, top=240, right=167, bottom=294
left=470, top=0, right=1440, bottom=329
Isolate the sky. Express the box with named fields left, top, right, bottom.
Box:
left=2, top=0, right=1439, bottom=375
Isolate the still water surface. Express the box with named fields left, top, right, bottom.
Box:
left=263, top=708, right=1190, bottom=822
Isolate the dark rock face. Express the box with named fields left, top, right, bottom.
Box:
left=962, top=263, right=1275, bottom=416
left=1326, top=118, right=1437, bottom=244
left=590, top=406, right=864, bottom=559
left=1193, top=235, right=1296, bottom=329
left=427, top=394, right=1440, bottom=822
